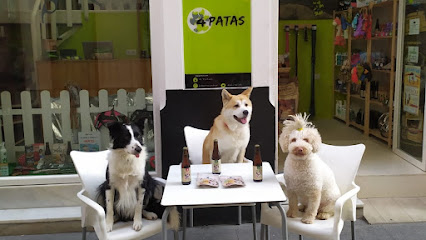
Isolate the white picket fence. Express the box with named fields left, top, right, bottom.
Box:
left=0, top=88, right=146, bottom=163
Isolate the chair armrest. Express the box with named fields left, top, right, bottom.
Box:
left=153, top=177, right=166, bottom=187
left=77, top=189, right=105, bottom=222
left=334, top=184, right=360, bottom=216
left=333, top=184, right=360, bottom=231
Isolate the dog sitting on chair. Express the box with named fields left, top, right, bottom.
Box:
left=97, top=122, right=179, bottom=232
left=279, top=113, right=341, bottom=224
left=202, top=87, right=253, bottom=164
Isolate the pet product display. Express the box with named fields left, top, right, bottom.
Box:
left=253, top=144, right=263, bottom=182
left=181, top=147, right=191, bottom=185
left=211, top=139, right=221, bottom=174
left=310, top=25, right=317, bottom=117
left=94, top=107, right=128, bottom=130
left=333, top=17, right=345, bottom=46
left=283, top=25, right=290, bottom=67
left=0, top=143, right=8, bottom=176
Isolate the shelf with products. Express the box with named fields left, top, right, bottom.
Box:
left=332, top=0, right=397, bottom=146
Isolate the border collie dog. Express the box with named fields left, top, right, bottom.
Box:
left=97, top=122, right=179, bottom=232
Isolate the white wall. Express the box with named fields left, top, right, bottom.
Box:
left=150, top=0, right=279, bottom=176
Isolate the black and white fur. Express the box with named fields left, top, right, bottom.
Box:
left=97, top=122, right=179, bottom=232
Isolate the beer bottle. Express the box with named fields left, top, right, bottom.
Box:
left=45, top=142, right=52, bottom=155
left=64, top=141, right=74, bottom=169
left=211, top=139, right=221, bottom=174
left=253, top=144, right=263, bottom=182
left=42, top=142, right=52, bottom=169
left=181, top=147, right=191, bottom=185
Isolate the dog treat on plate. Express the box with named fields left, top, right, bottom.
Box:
left=219, top=176, right=245, bottom=187
left=196, top=173, right=219, bottom=188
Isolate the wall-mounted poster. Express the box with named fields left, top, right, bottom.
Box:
left=183, top=0, right=251, bottom=89
left=403, top=65, right=421, bottom=115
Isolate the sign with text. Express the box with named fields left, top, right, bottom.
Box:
left=183, top=0, right=251, bottom=88
left=403, top=65, right=421, bottom=115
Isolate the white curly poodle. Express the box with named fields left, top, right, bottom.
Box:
left=279, top=113, right=341, bottom=224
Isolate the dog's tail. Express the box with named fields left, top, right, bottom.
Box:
left=168, top=207, right=180, bottom=231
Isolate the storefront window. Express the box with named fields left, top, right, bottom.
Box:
left=0, top=0, right=154, bottom=177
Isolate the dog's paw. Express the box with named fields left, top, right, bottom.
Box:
left=301, top=216, right=315, bottom=224
left=286, top=210, right=298, bottom=218
left=133, top=219, right=143, bottom=231
left=144, top=211, right=158, bottom=220
left=317, top=212, right=333, bottom=220
left=106, top=218, right=114, bottom=232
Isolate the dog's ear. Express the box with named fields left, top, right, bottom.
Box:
left=221, top=89, right=232, bottom=105
left=278, top=130, right=290, bottom=153
left=311, top=128, right=322, bottom=153
left=241, top=87, right=253, bottom=98
left=108, top=121, right=124, bottom=140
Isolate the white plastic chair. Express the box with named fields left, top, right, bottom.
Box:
left=71, top=150, right=178, bottom=240
left=183, top=126, right=256, bottom=233
left=183, top=126, right=210, bottom=164
left=260, top=143, right=365, bottom=240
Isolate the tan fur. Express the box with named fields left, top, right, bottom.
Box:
left=203, top=87, right=253, bottom=164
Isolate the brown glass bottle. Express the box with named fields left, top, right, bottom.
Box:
left=45, top=142, right=52, bottom=156
left=253, top=144, right=263, bottom=182
left=181, top=147, right=191, bottom=185
left=211, top=139, right=221, bottom=174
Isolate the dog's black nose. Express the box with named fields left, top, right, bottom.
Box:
left=135, top=146, right=142, bottom=153
left=243, top=110, right=249, bottom=116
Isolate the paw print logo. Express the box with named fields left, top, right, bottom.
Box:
left=187, top=8, right=212, bottom=34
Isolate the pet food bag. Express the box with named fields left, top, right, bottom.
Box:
left=196, top=173, right=219, bottom=188
left=219, top=176, right=245, bottom=188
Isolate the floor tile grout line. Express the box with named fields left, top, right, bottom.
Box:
left=392, top=197, right=416, bottom=223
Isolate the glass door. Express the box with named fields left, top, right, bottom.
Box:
left=394, top=0, right=426, bottom=171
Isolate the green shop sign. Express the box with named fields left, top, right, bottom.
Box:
left=183, top=0, right=251, bottom=89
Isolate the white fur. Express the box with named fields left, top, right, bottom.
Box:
left=279, top=113, right=341, bottom=224
left=216, top=113, right=251, bottom=163
left=106, top=125, right=149, bottom=231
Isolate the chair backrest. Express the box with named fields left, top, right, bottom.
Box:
left=317, top=143, right=365, bottom=194
left=71, top=150, right=109, bottom=200
left=184, top=126, right=210, bottom=164
left=317, top=143, right=365, bottom=221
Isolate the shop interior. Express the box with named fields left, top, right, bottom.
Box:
left=1, top=0, right=426, bottom=235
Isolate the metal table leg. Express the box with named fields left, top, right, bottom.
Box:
left=162, top=206, right=171, bottom=240
left=265, top=225, right=270, bottom=240
left=251, top=205, right=257, bottom=240
left=183, top=208, right=187, bottom=240
left=82, top=227, right=87, bottom=240
left=189, top=208, right=194, bottom=227
left=272, top=202, right=288, bottom=240
left=238, top=206, right=242, bottom=225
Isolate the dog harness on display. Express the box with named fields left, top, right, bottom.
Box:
left=94, top=108, right=128, bottom=129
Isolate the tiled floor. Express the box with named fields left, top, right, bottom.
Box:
left=313, top=119, right=425, bottom=176
left=293, top=119, right=426, bottom=225
left=363, top=197, right=426, bottom=224
left=2, top=219, right=426, bottom=240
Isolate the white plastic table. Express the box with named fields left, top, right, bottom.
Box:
left=161, top=162, right=288, bottom=240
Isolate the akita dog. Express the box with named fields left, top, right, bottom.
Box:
left=202, top=87, right=253, bottom=164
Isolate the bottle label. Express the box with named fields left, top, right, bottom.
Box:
left=253, top=166, right=263, bottom=181
left=181, top=167, right=191, bottom=183
left=0, top=150, right=7, bottom=164
left=212, top=159, right=221, bottom=174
